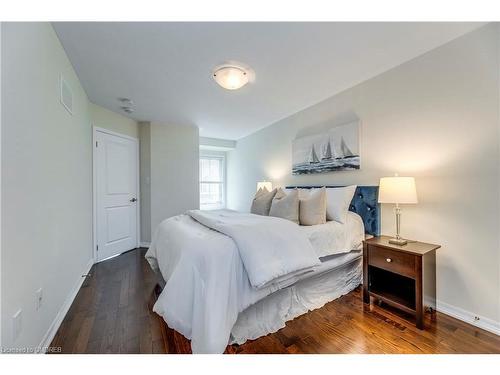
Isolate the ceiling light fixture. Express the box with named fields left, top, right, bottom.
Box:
left=213, top=65, right=250, bottom=90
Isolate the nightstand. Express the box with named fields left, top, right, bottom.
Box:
left=363, top=235, right=440, bottom=329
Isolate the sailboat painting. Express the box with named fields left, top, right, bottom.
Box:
left=292, top=122, right=360, bottom=174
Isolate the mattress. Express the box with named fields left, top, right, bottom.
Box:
left=299, top=211, right=365, bottom=258
left=230, top=252, right=362, bottom=345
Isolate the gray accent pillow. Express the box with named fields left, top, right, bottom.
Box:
left=250, top=187, right=277, bottom=216
left=254, top=187, right=265, bottom=199
left=269, top=188, right=299, bottom=224
left=299, top=187, right=327, bottom=225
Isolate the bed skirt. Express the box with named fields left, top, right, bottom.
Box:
left=151, top=256, right=362, bottom=351
left=229, top=256, right=362, bottom=345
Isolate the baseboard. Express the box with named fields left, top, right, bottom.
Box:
left=140, top=241, right=151, bottom=248
left=437, top=300, right=500, bottom=336
left=38, top=258, right=94, bottom=353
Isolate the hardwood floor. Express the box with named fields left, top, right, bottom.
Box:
left=50, top=249, right=166, bottom=353
left=50, top=248, right=500, bottom=354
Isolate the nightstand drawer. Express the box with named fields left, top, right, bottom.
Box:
left=368, top=246, right=416, bottom=278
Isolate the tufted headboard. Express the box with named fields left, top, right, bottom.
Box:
left=285, top=185, right=380, bottom=236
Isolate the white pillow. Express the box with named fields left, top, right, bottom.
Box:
left=299, top=187, right=327, bottom=226
left=251, top=187, right=277, bottom=216
left=325, top=185, right=357, bottom=224
left=269, top=188, right=299, bottom=223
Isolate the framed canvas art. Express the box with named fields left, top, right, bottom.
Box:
left=292, top=121, right=360, bottom=175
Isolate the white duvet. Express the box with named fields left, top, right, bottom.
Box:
left=187, top=210, right=321, bottom=288
left=145, top=209, right=363, bottom=353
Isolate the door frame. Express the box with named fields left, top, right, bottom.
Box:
left=92, top=126, right=141, bottom=263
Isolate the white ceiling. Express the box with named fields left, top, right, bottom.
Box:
left=53, top=22, right=484, bottom=140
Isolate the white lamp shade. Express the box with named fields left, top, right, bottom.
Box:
left=256, top=181, right=272, bottom=192
left=213, top=66, right=249, bottom=90
left=378, top=177, right=418, bottom=204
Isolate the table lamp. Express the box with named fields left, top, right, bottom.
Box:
left=378, top=176, right=418, bottom=245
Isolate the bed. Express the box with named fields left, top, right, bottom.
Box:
left=146, top=185, right=379, bottom=353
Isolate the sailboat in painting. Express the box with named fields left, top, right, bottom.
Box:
left=308, top=145, right=320, bottom=163
left=340, top=136, right=355, bottom=158
left=321, top=140, right=333, bottom=160
left=292, top=122, right=360, bottom=175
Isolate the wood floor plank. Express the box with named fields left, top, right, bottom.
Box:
left=50, top=248, right=500, bottom=354
left=72, top=316, right=94, bottom=353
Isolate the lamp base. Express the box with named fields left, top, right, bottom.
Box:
left=388, top=237, right=408, bottom=246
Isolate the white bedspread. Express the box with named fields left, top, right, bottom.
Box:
left=187, top=209, right=321, bottom=289
left=145, top=210, right=363, bottom=353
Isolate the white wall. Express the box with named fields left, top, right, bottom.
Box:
left=90, top=102, right=139, bottom=139
left=1, top=23, right=94, bottom=349
left=140, top=122, right=200, bottom=242
left=139, top=122, right=151, bottom=243
left=227, top=24, right=500, bottom=330
left=0, top=21, right=3, bottom=348
left=149, top=123, right=199, bottom=238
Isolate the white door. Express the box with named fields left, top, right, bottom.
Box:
left=95, top=129, right=138, bottom=261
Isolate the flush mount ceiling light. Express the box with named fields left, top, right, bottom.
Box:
left=213, top=65, right=251, bottom=90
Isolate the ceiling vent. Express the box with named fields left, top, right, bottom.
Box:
left=118, top=97, right=134, bottom=114
left=60, top=75, right=73, bottom=115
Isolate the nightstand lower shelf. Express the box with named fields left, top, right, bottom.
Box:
left=368, top=291, right=416, bottom=315
left=368, top=265, right=416, bottom=314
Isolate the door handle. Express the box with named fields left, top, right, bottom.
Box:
left=130, top=198, right=137, bottom=202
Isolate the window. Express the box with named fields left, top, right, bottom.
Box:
left=199, top=153, right=225, bottom=209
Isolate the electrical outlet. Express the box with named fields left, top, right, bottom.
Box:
left=12, top=309, right=22, bottom=342
left=35, top=288, right=43, bottom=310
